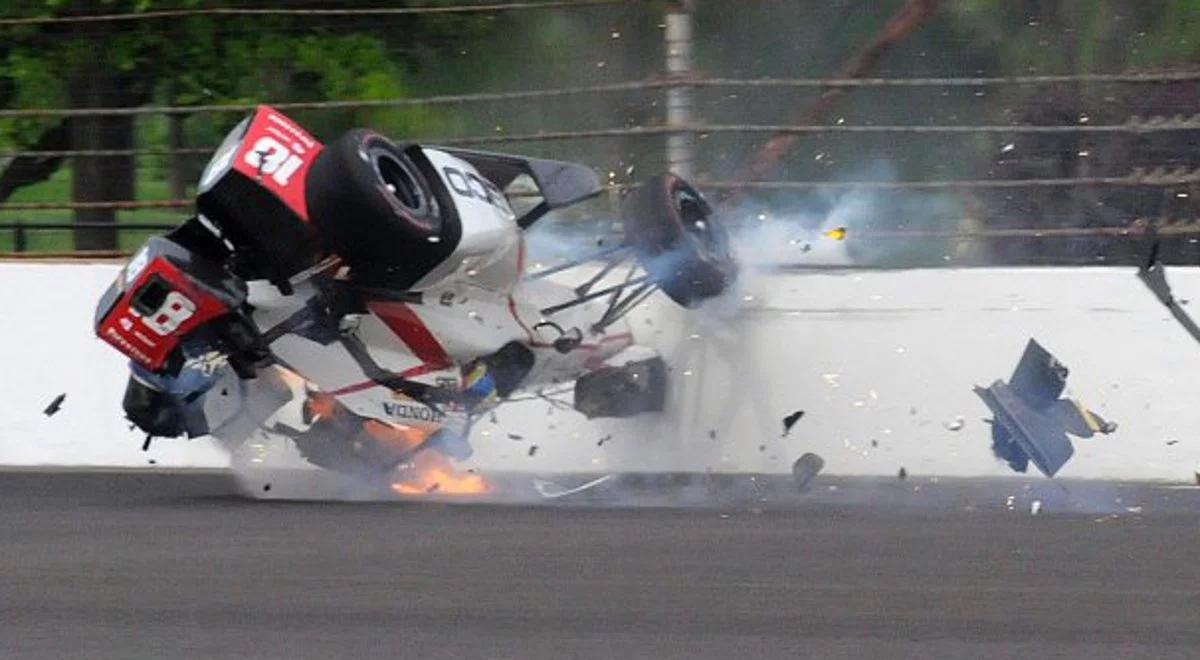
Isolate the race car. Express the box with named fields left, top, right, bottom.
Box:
left=94, top=106, right=737, bottom=483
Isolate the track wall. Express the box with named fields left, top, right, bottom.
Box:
left=4, top=262, right=1197, bottom=480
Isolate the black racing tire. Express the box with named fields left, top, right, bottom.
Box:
left=305, top=129, right=461, bottom=289
left=621, top=174, right=737, bottom=307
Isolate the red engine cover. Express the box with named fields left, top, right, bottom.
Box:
left=96, top=248, right=235, bottom=371
left=228, top=106, right=323, bottom=221
left=196, top=106, right=326, bottom=281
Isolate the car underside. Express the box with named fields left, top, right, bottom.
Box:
left=94, top=105, right=738, bottom=482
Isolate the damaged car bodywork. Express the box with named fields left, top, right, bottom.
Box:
left=975, top=339, right=1116, bottom=477
left=94, top=106, right=738, bottom=482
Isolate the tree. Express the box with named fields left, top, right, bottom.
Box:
left=0, top=0, right=488, bottom=249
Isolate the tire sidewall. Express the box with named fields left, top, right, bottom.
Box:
left=306, top=130, right=461, bottom=288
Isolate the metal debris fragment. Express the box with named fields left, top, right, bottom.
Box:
left=782, top=410, right=805, bottom=436
left=1139, top=241, right=1200, bottom=345
left=528, top=445, right=538, bottom=457
left=975, top=338, right=1117, bottom=477
left=897, top=467, right=907, bottom=480
left=534, top=474, right=615, bottom=499
left=43, top=393, right=66, bottom=417
left=1031, top=500, right=1042, bottom=515
left=791, top=453, right=825, bottom=491
left=141, top=435, right=153, bottom=452
left=943, top=416, right=965, bottom=432
left=507, top=433, right=524, bottom=441
left=597, top=434, right=612, bottom=447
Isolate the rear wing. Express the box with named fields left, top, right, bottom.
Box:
left=438, top=147, right=603, bottom=228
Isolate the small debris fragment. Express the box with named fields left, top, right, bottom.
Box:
left=758, top=444, right=766, bottom=452
left=1166, top=439, right=1179, bottom=446
left=263, top=484, right=272, bottom=493
left=43, top=393, right=66, bottom=417
left=142, top=435, right=154, bottom=452
left=597, top=434, right=612, bottom=447
left=782, top=410, right=805, bottom=436
left=943, top=416, right=965, bottom=432
left=708, top=429, right=717, bottom=440
left=528, top=445, right=538, bottom=457
left=426, top=482, right=440, bottom=494
left=147, top=459, right=157, bottom=466
left=897, top=467, right=908, bottom=480
left=534, top=474, right=615, bottom=499
left=822, top=226, right=847, bottom=241
left=1030, top=500, right=1042, bottom=515
left=791, top=453, right=824, bottom=491
left=507, top=433, right=524, bottom=441
left=871, top=439, right=879, bottom=448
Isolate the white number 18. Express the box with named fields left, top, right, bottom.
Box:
left=244, top=136, right=304, bottom=186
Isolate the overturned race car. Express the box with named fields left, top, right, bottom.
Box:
left=94, top=106, right=737, bottom=486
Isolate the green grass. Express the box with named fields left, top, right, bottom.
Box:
left=0, top=166, right=190, bottom=253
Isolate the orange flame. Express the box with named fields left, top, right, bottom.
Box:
left=391, top=449, right=490, bottom=496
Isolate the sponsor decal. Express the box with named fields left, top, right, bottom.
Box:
left=104, top=327, right=153, bottom=365
left=382, top=402, right=445, bottom=423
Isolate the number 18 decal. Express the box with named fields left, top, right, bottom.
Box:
left=143, top=291, right=197, bottom=336
left=244, top=136, right=304, bottom=186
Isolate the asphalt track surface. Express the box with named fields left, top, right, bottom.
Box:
left=3, top=470, right=1200, bottom=659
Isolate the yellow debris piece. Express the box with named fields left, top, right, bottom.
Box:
left=822, top=226, right=847, bottom=241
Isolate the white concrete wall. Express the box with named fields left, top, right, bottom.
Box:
left=4, top=261, right=1199, bottom=480
left=0, top=263, right=229, bottom=468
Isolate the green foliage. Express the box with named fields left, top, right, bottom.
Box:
left=0, top=0, right=488, bottom=148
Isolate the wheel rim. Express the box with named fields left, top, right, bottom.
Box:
left=371, top=148, right=441, bottom=232
left=673, top=185, right=727, bottom=256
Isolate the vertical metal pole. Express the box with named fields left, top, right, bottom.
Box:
left=14, top=222, right=25, bottom=253
left=665, top=0, right=695, bottom=179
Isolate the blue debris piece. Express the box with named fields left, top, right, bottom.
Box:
left=974, top=339, right=1116, bottom=477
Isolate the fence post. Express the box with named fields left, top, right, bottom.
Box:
left=13, top=222, right=25, bottom=253
left=665, top=0, right=696, bottom=179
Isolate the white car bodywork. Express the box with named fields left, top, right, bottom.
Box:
left=202, top=148, right=635, bottom=458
